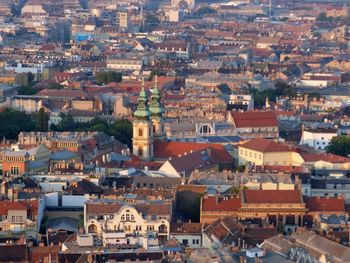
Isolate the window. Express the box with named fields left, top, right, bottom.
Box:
left=121, top=215, right=125, bottom=221
left=10, top=166, right=19, bottom=175
left=138, top=147, right=143, bottom=156
left=182, top=239, right=188, bottom=246
left=138, top=128, right=143, bottom=137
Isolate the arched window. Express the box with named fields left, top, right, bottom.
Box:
left=88, top=224, right=97, bottom=233
left=138, top=147, right=143, bottom=156
left=138, top=128, right=143, bottom=137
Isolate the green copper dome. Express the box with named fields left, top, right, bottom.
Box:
left=134, top=78, right=151, bottom=119
left=149, top=75, right=165, bottom=117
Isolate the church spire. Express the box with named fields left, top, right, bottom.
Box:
left=149, top=75, right=164, bottom=117
left=134, top=78, right=151, bottom=119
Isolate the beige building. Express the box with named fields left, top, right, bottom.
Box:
left=0, top=200, right=42, bottom=238
left=85, top=201, right=171, bottom=239
left=238, top=138, right=350, bottom=169
left=238, top=139, right=304, bottom=166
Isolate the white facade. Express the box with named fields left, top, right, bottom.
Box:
left=10, top=97, right=43, bottom=113
left=85, top=205, right=170, bottom=239
left=300, top=130, right=337, bottom=151
left=170, top=233, right=202, bottom=248
left=107, top=57, right=143, bottom=71
left=228, top=94, right=254, bottom=110
left=5, top=62, right=45, bottom=76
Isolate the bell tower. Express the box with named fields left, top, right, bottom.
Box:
left=149, top=75, right=166, bottom=141
left=132, top=78, right=153, bottom=161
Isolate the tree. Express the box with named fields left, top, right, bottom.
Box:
left=316, top=12, right=328, bottom=22
left=109, top=119, right=132, bottom=147
left=96, top=71, right=122, bottom=85
left=48, top=83, right=64, bottom=90
left=250, top=81, right=296, bottom=108
left=50, top=116, right=133, bottom=147
left=17, top=85, right=37, bottom=95
left=144, top=14, right=160, bottom=31
left=0, top=109, right=36, bottom=140
left=326, top=136, right=350, bottom=157
left=36, top=108, right=49, bottom=132
left=193, top=6, right=217, bottom=18
left=51, top=113, right=77, bottom=131
left=27, top=72, right=35, bottom=84
left=149, top=70, right=166, bottom=81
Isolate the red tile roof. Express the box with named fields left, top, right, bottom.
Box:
left=0, top=200, right=38, bottom=216
left=231, top=111, right=278, bottom=128
left=37, top=89, right=88, bottom=99
left=300, top=153, right=350, bottom=164
left=239, top=138, right=296, bottom=153
left=202, top=196, right=241, bottom=211
left=305, top=197, right=345, bottom=212
left=153, top=141, right=233, bottom=163
left=243, top=189, right=302, bottom=204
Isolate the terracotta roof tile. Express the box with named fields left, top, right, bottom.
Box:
left=231, top=111, right=278, bottom=128
left=0, top=200, right=38, bottom=216
left=239, top=138, right=296, bottom=153
left=153, top=140, right=233, bottom=163
left=170, top=223, right=202, bottom=234
left=305, top=197, right=345, bottom=212
left=202, top=196, right=241, bottom=211
left=300, top=153, right=350, bottom=164
left=243, top=189, right=302, bottom=203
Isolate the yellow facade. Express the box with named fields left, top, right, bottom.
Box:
left=238, top=146, right=305, bottom=166
left=132, top=120, right=153, bottom=161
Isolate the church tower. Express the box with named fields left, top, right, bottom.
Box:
left=133, top=78, right=153, bottom=161
left=149, top=75, right=166, bottom=140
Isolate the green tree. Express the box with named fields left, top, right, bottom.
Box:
left=109, top=119, right=132, bottom=147
left=17, top=85, right=37, bottom=95
left=27, top=72, right=35, bottom=84
left=36, top=108, right=49, bottom=132
left=193, top=6, right=217, bottom=18
left=144, top=14, right=160, bottom=31
left=40, top=215, right=49, bottom=234
left=48, top=83, right=64, bottom=90
left=0, top=109, right=36, bottom=140
left=148, top=70, right=166, bottom=81
left=326, top=136, right=350, bottom=157
left=50, top=116, right=133, bottom=147
left=316, top=12, right=328, bottom=22
left=250, top=81, right=296, bottom=108
left=96, top=71, right=122, bottom=85
left=52, top=113, right=77, bottom=131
